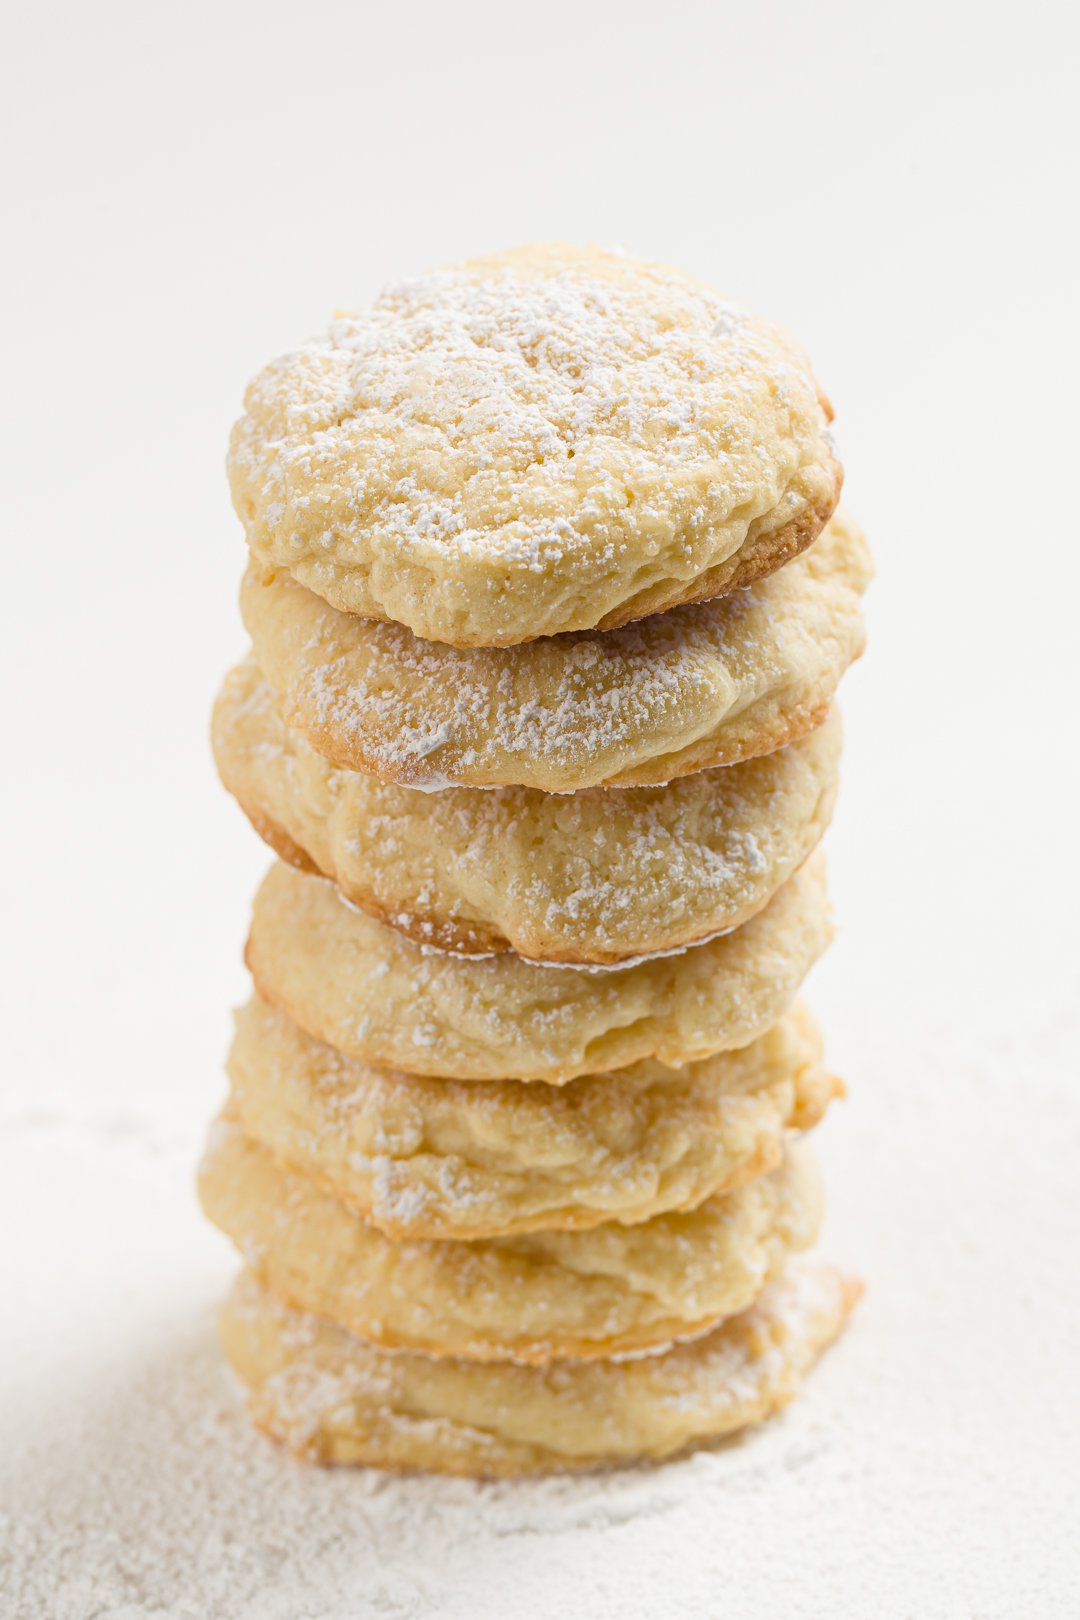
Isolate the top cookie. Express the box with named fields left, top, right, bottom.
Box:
left=228, top=244, right=841, bottom=647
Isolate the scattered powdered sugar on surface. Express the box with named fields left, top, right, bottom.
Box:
left=3, top=1034, right=1078, bottom=1620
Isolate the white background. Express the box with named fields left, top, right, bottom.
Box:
left=2, top=1, right=1078, bottom=1615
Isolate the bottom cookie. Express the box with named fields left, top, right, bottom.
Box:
left=220, top=1262, right=859, bottom=1477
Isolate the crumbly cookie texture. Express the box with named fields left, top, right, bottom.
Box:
left=199, top=1121, right=822, bottom=1363
left=213, top=662, right=841, bottom=964
left=221, top=1260, right=859, bottom=1475
left=228, top=243, right=841, bottom=648
left=239, top=508, right=869, bottom=793
left=226, top=995, right=840, bottom=1239
left=244, top=853, right=831, bottom=1084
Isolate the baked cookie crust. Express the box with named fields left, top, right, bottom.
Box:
left=226, top=994, right=840, bottom=1239
left=213, top=661, right=841, bottom=964
left=221, top=1261, right=858, bottom=1475
left=199, top=1122, right=822, bottom=1362
left=245, top=853, right=831, bottom=1083
left=239, top=508, right=869, bottom=794
left=228, top=243, right=842, bottom=647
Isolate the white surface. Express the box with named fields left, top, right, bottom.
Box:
left=3, top=1, right=1079, bottom=1615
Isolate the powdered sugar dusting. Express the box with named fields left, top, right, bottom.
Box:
left=228, top=244, right=838, bottom=644
left=232, top=244, right=822, bottom=566
left=239, top=509, right=870, bottom=792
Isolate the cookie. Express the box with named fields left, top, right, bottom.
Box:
left=199, top=1121, right=822, bottom=1362
left=213, top=661, right=841, bottom=963
left=240, top=507, right=869, bottom=793
left=228, top=243, right=841, bottom=647
left=245, top=853, right=831, bottom=1083
left=226, top=994, right=840, bottom=1239
left=221, top=1261, right=858, bottom=1474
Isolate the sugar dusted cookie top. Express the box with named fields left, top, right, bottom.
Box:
left=229, top=244, right=841, bottom=646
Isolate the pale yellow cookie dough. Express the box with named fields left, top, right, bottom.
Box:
left=240, top=508, right=869, bottom=793
left=228, top=243, right=841, bottom=647
left=245, top=853, right=831, bottom=1083
left=213, top=661, right=841, bottom=963
left=199, top=1121, right=822, bottom=1362
left=222, top=1261, right=858, bottom=1474
left=226, top=994, right=840, bottom=1239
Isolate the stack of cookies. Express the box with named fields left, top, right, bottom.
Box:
left=202, top=245, right=872, bottom=1476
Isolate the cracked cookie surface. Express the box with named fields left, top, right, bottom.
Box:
left=228, top=243, right=842, bottom=647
